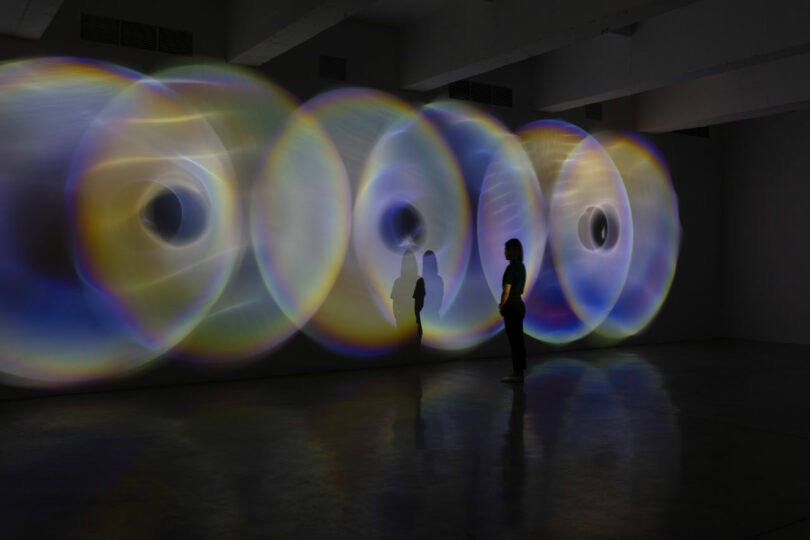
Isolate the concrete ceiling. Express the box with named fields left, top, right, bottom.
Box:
left=225, top=0, right=810, bottom=132
left=3, top=0, right=807, bottom=133
left=0, top=0, right=63, bottom=39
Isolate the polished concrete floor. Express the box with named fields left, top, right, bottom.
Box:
left=2, top=340, right=810, bottom=539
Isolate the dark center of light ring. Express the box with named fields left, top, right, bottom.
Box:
left=142, top=186, right=208, bottom=244
left=577, top=205, right=619, bottom=251
left=380, top=202, right=425, bottom=251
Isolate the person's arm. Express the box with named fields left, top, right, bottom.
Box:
left=413, top=278, right=425, bottom=314
left=500, top=283, right=511, bottom=311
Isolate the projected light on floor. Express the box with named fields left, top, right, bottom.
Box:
left=0, top=57, right=681, bottom=388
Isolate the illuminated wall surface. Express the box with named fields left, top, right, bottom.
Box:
left=0, top=57, right=681, bottom=389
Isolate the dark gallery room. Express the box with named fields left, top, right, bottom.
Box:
left=0, top=0, right=809, bottom=538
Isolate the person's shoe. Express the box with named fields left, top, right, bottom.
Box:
left=500, top=374, right=524, bottom=383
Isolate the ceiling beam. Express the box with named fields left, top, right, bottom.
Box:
left=399, top=0, right=695, bottom=91
left=531, top=0, right=810, bottom=112
left=635, top=50, right=810, bottom=132
left=0, top=0, right=63, bottom=39
left=227, top=0, right=378, bottom=66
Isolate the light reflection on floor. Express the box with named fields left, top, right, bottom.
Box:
left=1, top=340, right=810, bottom=539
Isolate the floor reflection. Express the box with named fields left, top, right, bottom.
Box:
left=0, top=350, right=683, bottom=539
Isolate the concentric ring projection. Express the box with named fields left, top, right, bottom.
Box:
left=518, top=120, right=594, bottom=344
left=550, top=134, right=633, bottom=333
left=0, top=55, right=683, bottom=388
left=419, top=101, right=542, bottom=350
left=252, top=101, right=351, bottom=341
left=69, top=75, right=240, bottom=355
left=155, top=64, right=301, bottom=362
left=353, top=103, right=472, bottom=350
left=595, top=132, right=681, bottom=338
left=293, top=88, right=471, bottom=355
left=0, top=58, right=163, bottom=387
left=477, top=132, right=546, bottom=314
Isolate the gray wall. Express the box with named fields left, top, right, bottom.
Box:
left=718, top=109, right=810, bottom=345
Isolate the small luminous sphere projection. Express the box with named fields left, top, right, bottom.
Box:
left=155, top=64, right=301, bottom=362
left=595, top=132, right=681, bottom=338
left=519, top=120, right=594, bottom=343
left=419, top=100, right=541, bottom=350
left=353, top=103, right=472, bottom=350
left=287, top=88, right=469, bottom=355
left=69, top=74, right=240, bottom=357
left=251, top=99, right=351, bottom=346
left=549, top=134, right=633, bottom=333
left=0, top=57, right=171, bottom=387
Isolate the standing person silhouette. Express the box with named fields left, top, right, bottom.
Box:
left=499, top=238, right=526, bottom=383
left=391, top=250, right=421, bottom=348
left=413, top=274, right=425, bottom=347
left=420, top=250, right=444, bottom=326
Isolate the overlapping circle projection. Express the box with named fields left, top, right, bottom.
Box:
left=70, top=74, right=240, bottom=355
left=519, top=120, right=594, bottom=343
left=288, top=88, right=471, bottom=355
left=0, top=56, right=682, bottom=388
left=252, top=100, right=351, bottom=340
left=549, top=133, right=633, bottom=333
left=0, top=58, right=161, bottom=387
left=477, top=130, right=546, bottom=313
left=419, top=101, right=543, bottom=349
left=595, top=132, right=681, bottom=338
left=155, top=64, right=301, bottom=362
left=353, top=102, right=472, bottom=350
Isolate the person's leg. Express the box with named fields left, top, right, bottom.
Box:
left=503, top=309, right=523, bottom=376
left=515, top=301, right=526, bottom=374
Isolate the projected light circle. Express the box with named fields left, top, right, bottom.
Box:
left=518, top=120, right=594, bottom=343
left=353, top=106, right=472, bottom=350
left=595, top=132, right=681, bottom=338
left=477, top=131, right=546, bottom=318
left=156, top=64, right=302, bottom=362
left=252, top=103, right=351, bottom=340
left=549, top=134, right=633, bottom=332
left=417, top=100, right=542, bottom=349
left=0, top=57, right=177, bottom=387
left=286, top=88, right=457, bottom=354
left=69, top=76, right=240, bottom=354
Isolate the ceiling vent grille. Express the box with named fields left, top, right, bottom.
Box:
left=448, top=80, right=512, bottom=107
left=80, top=13, right=192, bottom=56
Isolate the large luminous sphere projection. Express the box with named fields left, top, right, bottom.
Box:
left=420, top=101, right=543, bottom=350
left=155, top=64, right=301, bottom=362
left=353, top=102, right=472, bottom=350
left=0, top=58, right=167, bottom=387
left=291, top=88, right=468, bottom=355
left=70, top=73, right=240, bottom=361
left=549, top=133, right=633, bottom=335
left=252, top=101, right=351, bottom=341
left=595, top=132, right=681, bottom=338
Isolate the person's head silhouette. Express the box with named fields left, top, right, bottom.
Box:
left=422, top=250, right=438, bottom=277
left=505, top=238, right=523, bottom=262
left=400, top=249, right=418, bottom=278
